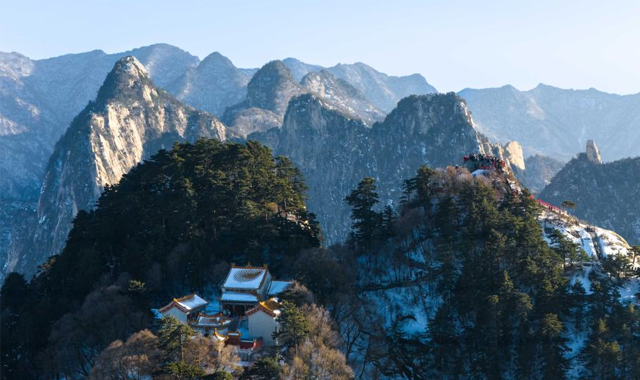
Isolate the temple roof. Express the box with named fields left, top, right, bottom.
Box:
left=246, top=298, right=283, bottom=318
left=195, top=313, right=232, bottom=327
left=223, top=266, right=269, bottom=290
left=220, top=292, right=259, bottom=303
left=159, top=294, right=208, bottom=313
left=268, top=280, right=293, bottom=296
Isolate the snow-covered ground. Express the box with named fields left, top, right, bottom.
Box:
left=540, top=210, right=634, bottom=264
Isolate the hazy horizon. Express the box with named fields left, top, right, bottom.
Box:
left=1, top=0, right=639, bottom=95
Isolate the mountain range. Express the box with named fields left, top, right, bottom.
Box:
left=5, top=55, right=497, bottom=277
left=0, top=44, right=435, bottom=277
left=3, top=43, right=640, bottom=279
left=460, top=84, right=640, bottom=162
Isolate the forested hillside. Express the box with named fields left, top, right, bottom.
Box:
left=0, top=140, right=321, bottom=379
left=315, top=167, right=640, bottom=379
left=3, top=139, right=639, bottom=380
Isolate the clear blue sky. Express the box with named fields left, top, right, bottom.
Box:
left=1, top=0, right=639, bottom=94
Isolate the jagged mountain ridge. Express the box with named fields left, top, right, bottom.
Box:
left=539, top=142, right=640, bottom=245
left=250, top=92, right=495, bottom=243
left=0, top=44, right=437, bottom=278
left=0, top=45, right=201, bottom=274
left=222, top=61, right=392, bottom=136
left=459, top=84, right=640, bottom=161
left=282, top=57, right=438, bottom=112
left=6, top=57, right=228, bottom=277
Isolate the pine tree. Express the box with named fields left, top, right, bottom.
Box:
left=345, top=177, right=381, bottom=252
left=158, top=316, right=197, bottom=362
left=240, top=357, right=282, bottom=380
left=381, top=205, right=396, bottom=239
left=428, top=305, right=460, bottom=376
left=415, top=166, right=437, bottom=210
left=539, top=313, right=569, bottom=380
left=582, top=319, right=621, bottom=380
left=275, top=301, right=310, bottom=351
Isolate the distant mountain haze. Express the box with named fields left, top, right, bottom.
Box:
left=459, top=84, right=640, bottom=162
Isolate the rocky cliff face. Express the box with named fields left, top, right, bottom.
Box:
left=586, top=139, right=603, bottom=164
left=539, top=143, right=640, bottom=245
left=251, top=93, right=487, bottom=242
left=504, top=141, right=525, bottom=171
left=459, top=84, right=640, bottom=161
left=6, top=57, right=228, bottom=277
left=0, top=45, right=443, bottom=277
left=0, top=45, right=200, bottom=274
left=0, top=44, right=199, bottom=198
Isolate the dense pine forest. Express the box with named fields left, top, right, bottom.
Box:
left=2, top=139, right=640, bottom=380
left=1, top=140, right=323, bottom=379
left=325, top=167, right=640, bottom=379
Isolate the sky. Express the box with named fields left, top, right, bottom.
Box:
left=1, top=0, right=639, bottom=94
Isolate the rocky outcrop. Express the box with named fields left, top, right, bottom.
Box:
left=6, top=56, right=228, bottom=277
left=504, top=141, right=525, bottom=171
left=0, top=45, right=200, bottom=275
left=251, top=93, right=487, bottom=242
left=586, top=139, right=603, bottom=164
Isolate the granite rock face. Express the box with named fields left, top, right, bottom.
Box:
left=6, top=57, right=228, bottom=277
left=586, top=139, right=603, bottom=164
left=0, top=45, right=200, bottom=274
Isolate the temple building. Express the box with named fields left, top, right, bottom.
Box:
left=220, top=264, right=292, bottom=315
left=193, top=312, right=233, bottom=335
left=246, top=298, right=283, bottom=346
left=158, top=294, right=208, bottom=323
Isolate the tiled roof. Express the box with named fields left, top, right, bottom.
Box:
left=196, top=313, right=232, bottom=327
left=220, top=292, right=258, bottom=303
left=158, top=294, right=208, bottom=313
left=223, top=266, right=269, bottom=290
left=246, top=298, right=282, bottom=318
left=268, top=280, right=293, bottom=296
